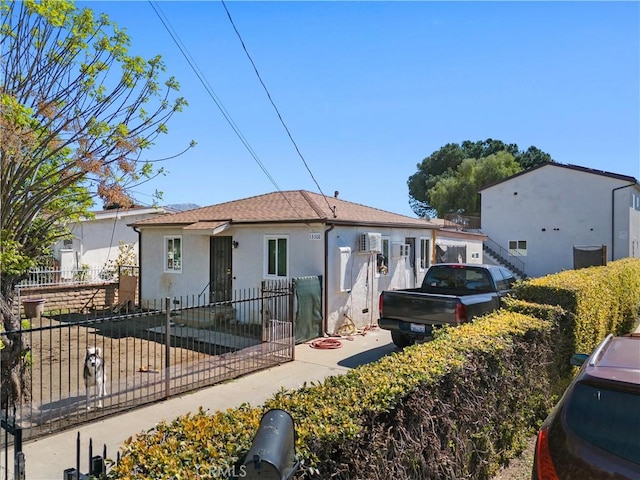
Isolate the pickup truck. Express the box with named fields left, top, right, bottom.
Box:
left=379, top=264, right=515, bottom=348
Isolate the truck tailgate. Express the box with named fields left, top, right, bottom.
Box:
left=380, top=290, right=461, bottom=326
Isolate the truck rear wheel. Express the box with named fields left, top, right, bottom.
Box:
left=391, top=331, right=414, bottom=349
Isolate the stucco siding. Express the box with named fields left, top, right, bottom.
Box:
left=435, top=235, right=484, bottom=264
left=230, top=224, right=325, bottom=290
left=481, top=164, right=638, bottom=278
left=55, top=211, right=159, bottom=270
left=138, top=222, right=485, bottom=336
left=325, top=226, right=434, bottom=334
left=627, top=188, right=640, bottom=258
left=139, top=228, right=210, bottom=302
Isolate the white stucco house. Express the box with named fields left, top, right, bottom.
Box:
left=53, top=206, right=178, bottom=277
left=131, top=190, right=486, bottom=335
left=480, top=162, right=640, bottom=279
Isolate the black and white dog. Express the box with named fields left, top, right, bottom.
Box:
left=83, top=346, right=107, bottom=409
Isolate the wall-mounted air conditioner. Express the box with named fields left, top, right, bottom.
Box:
left=392, top=243, right=411, bottom=258
left=358, top=232, right=382, bottom=253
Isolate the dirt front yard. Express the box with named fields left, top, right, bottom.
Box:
left=23, top=311, right=222, bottom=431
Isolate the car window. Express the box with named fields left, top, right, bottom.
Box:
left=424, top=267, right=492, bottom=290
left=565, top=382, right=640, bottom=464
left=490, top=269, right=508, bottom=291
left=499, top=268, right=515, bottom=289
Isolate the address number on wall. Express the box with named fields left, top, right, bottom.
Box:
left=309, top=233, right=322, bottom=241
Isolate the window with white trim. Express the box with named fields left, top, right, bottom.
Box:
left=265, top=235, right=288, bottom=278
left=419, top=237, right=430, bottom=270
left=509, top=240, right=527, bottom=256
left=165, top=236, right=182, bottom=272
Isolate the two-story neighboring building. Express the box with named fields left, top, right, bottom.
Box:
left=131, top=190, right=486, bottom=335
left=480, top=162, right=640, bottom=278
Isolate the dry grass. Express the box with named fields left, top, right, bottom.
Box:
left=492, top=435, right=536, bottom=480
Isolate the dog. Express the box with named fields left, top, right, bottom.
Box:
left=83, top=346, right=107, bottom=410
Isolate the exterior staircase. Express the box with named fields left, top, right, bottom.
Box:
left=483, top=238, right=527, bottom=280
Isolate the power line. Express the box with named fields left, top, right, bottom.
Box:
left=149, top=1, right=321, bottom=219
left=149, top=1, right=334, bottom=219
left=149, top=1, right=282, bottom=192
left=220, top=0, right=337, bottom=217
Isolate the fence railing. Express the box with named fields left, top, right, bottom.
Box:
left=18, top=267, right=110, bottom=287
left=3, top=281, right=294, bottom=444
left=443, top=213, right=481, bottom=230
left=17, top=265, right=140, bottom=288
left=483, top=238, right=526, bottom=277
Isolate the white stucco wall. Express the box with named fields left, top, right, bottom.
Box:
left=139, top=224, right=326, bottom=308
left=325, top=226, right=437, bottom=334
left=629, top=189, right=640, bottom=257
left=139, top=222, right=492, bottom=335
left=481, top=165, right=638, bottom=278
left=140, top=223, right=439, bottom=331
left=54, top=210, right=160, bottom=271
left=434, top=235, right=484, bottom=264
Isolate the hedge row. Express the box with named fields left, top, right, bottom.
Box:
left=109, top=258, right=640, bottom=480
left=111, top=312, right=554, bottom=480
left=512, top=258, right=640, bottom=353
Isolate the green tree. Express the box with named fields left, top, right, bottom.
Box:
left=0, top=0, right=192, bottom=408
left=408, top=138, right=553, bottom=217
left=407, top=142, right=467, bottom=217
left=428, top=152, right=522, bottom=216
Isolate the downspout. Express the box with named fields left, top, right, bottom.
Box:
left=611, top=183, right=634, bottom=261
left=133, top=226, right=142, bottom=304
left=323, top=223, right=335, bottom=335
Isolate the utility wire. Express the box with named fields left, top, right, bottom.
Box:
left=149, top=1, right=283, bottom=192
left=220, top=0, right=337, bottom=218
left=149, top=1, right=314, bottom=220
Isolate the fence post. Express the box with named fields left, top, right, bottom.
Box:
left=1, top=415, right=26, bottom=480
left=13, top=425, right=23, bottom=480
left=289, top=280, right=295, bottom=361
left=164, top=297, right=171, bottom=399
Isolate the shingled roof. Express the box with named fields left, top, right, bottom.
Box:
left=131, top=190, right=434, bottom=229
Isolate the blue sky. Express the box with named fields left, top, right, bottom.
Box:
left=86, top=1, right=639, bottom=217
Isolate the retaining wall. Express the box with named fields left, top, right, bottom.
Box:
left=15, top=282, right=119, bottom=318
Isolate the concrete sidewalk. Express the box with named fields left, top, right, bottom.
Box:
left=19, top=328, right=395, bottom=480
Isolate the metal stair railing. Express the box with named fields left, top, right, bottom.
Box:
left=483, top=238, right=526, bottom=278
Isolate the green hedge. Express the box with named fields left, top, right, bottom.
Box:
left=512, top=258, right=640, bottom=353
left=109, top=258, right=640, bottom=479
left=111, top=311, right=553, bottom=480
left=502, top=298, right=575, bottom=397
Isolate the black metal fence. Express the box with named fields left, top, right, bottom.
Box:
left=63, top=432, right=115, bottom=480
left=2, top=280, right=294, bottom=449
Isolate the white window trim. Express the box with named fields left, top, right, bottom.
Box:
left=164, top=235, right=182, bottom=273
left=508, top=240, right=528, bottom=257
left=419, top=237, right=431, bottom=271
left=264, top=235, right=289, bottom=279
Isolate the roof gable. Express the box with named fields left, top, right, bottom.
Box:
left=132, top=190, right=434, bottom=229
left=479, top=162, right=639, bottom=192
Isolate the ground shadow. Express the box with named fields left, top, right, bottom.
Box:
left=338, top=343, right=397, bottom=369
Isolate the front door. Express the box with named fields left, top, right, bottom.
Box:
left=210, top=236, right=232, bottom=302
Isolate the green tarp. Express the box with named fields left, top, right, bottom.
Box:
left=293, top=276, right=322, bottom=343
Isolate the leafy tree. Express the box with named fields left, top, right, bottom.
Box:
left=0, top=0, right=192, bottom=408
left=407, top=143, right=467, bottom=218
left=428, top=152, right=522, bottom=216
left=517, top=145, right=553, bottom=170
left=408, top=138, right=553, bottom=217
